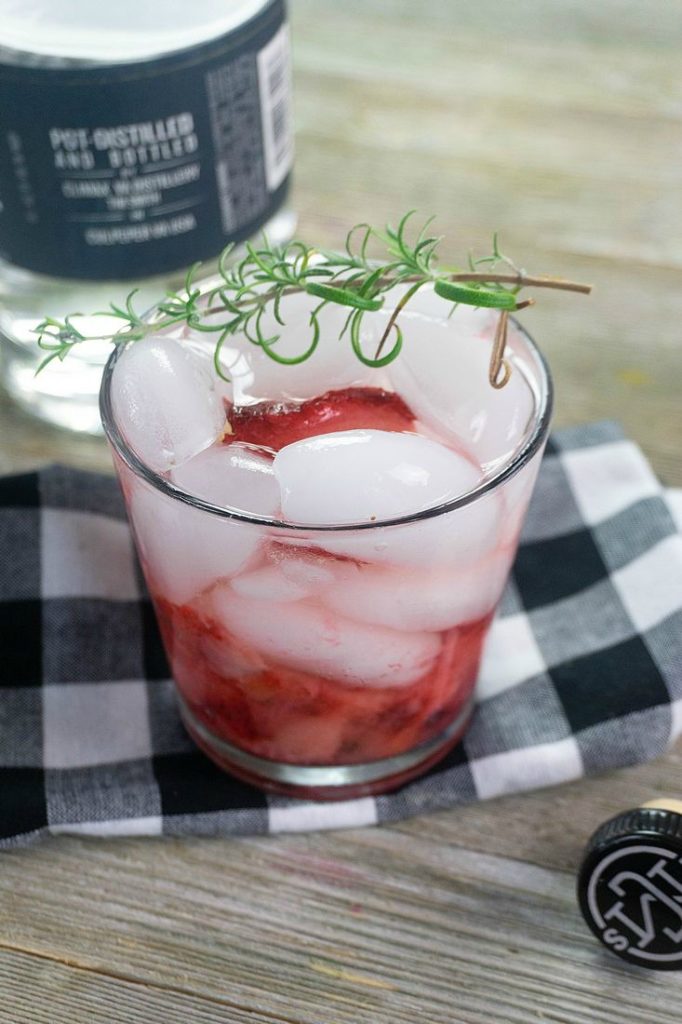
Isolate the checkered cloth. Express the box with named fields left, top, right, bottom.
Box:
left=1, top=421, right=681, bottom=846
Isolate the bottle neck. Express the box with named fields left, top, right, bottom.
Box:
left=0, top=0, right=272, bottom=65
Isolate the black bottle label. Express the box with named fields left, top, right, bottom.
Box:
left=0, top=0, right=291, bottom=280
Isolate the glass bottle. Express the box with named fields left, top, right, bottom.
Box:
left=0, top=0, right=295, bottom=432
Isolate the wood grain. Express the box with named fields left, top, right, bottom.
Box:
left=2, top=759, right=682, bottom=1024
left=1, top=2, right=681, bottom=1021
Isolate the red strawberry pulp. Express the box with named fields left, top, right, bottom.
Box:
left=154, top=592, right=488, bottom=779
left=223, top=386, right=417, bottom=450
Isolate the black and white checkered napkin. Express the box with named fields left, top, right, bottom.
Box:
left=1, top=421, right=681, bottom=847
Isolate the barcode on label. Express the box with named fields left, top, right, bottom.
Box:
left=257, top=24, right=293, bottom=192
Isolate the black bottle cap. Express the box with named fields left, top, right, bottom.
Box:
left=577, top=800, right=682, bottom=970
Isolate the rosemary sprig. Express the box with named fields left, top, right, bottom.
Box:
left=34, top=212, right=592, bottom=386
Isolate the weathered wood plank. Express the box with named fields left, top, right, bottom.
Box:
left=1, top=780, right=681, bottom=1024
left=0, top=947, right=292, bottom=1024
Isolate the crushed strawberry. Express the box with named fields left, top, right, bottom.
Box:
left=154, top=588, right=489, bottom=767
left=223, top=386, right=416, bottom=451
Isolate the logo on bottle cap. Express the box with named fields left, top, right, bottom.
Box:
left=578, top=804, right=682, bottom=969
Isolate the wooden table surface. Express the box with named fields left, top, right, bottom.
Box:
left=1, top=2, right=681, bottom=1020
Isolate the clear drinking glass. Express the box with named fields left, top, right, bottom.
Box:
left=100, top=288, right=552, bottom=800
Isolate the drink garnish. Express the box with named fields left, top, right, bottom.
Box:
left=35, top=211, right=591, bottom=388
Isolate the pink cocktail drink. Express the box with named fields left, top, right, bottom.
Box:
left=102, top=287, right=551, bottom=799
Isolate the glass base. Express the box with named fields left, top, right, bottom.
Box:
left=177, top=693, right=474, bottom=801
left=0, top=206, right=297, bottom=434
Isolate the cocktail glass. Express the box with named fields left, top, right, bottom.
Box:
left=100, top=285, right=552, bottom=800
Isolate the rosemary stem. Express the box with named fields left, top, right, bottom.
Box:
left=202, top=272, right=590, bottom=320
left=489, top=310, right=511, bottom=389
left=374, top=280, right=425, bottom=360
left=443, top=272, right=592, bottom=294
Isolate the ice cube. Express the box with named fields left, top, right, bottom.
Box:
left=231, top=547, right=338, bottom=602
left=275, top=428, right=479, bottom=524
left=273, top=428, right=501, bottom=568
left=210, top=587, right=441, bottom=687
left=149, top=325, right=234, bottom=406
left=200, top=630, right=265, bottom=682
left=231, top=566, right=311, bottom=602
left=129, top=450, right=279, bottom=605
left=386, top=290, right=534, bottom=469
left=171, top=442, right=281, bottom=518
left=214, top=290, right=383, bottom=404
left=320, top=551, right=512, bottom=632
left=111, top=336, right=226, bottom=472
left=272, top=548, right=338, bottom=589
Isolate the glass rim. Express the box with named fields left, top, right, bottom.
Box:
left=100, top=311, right=554, bottom=533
